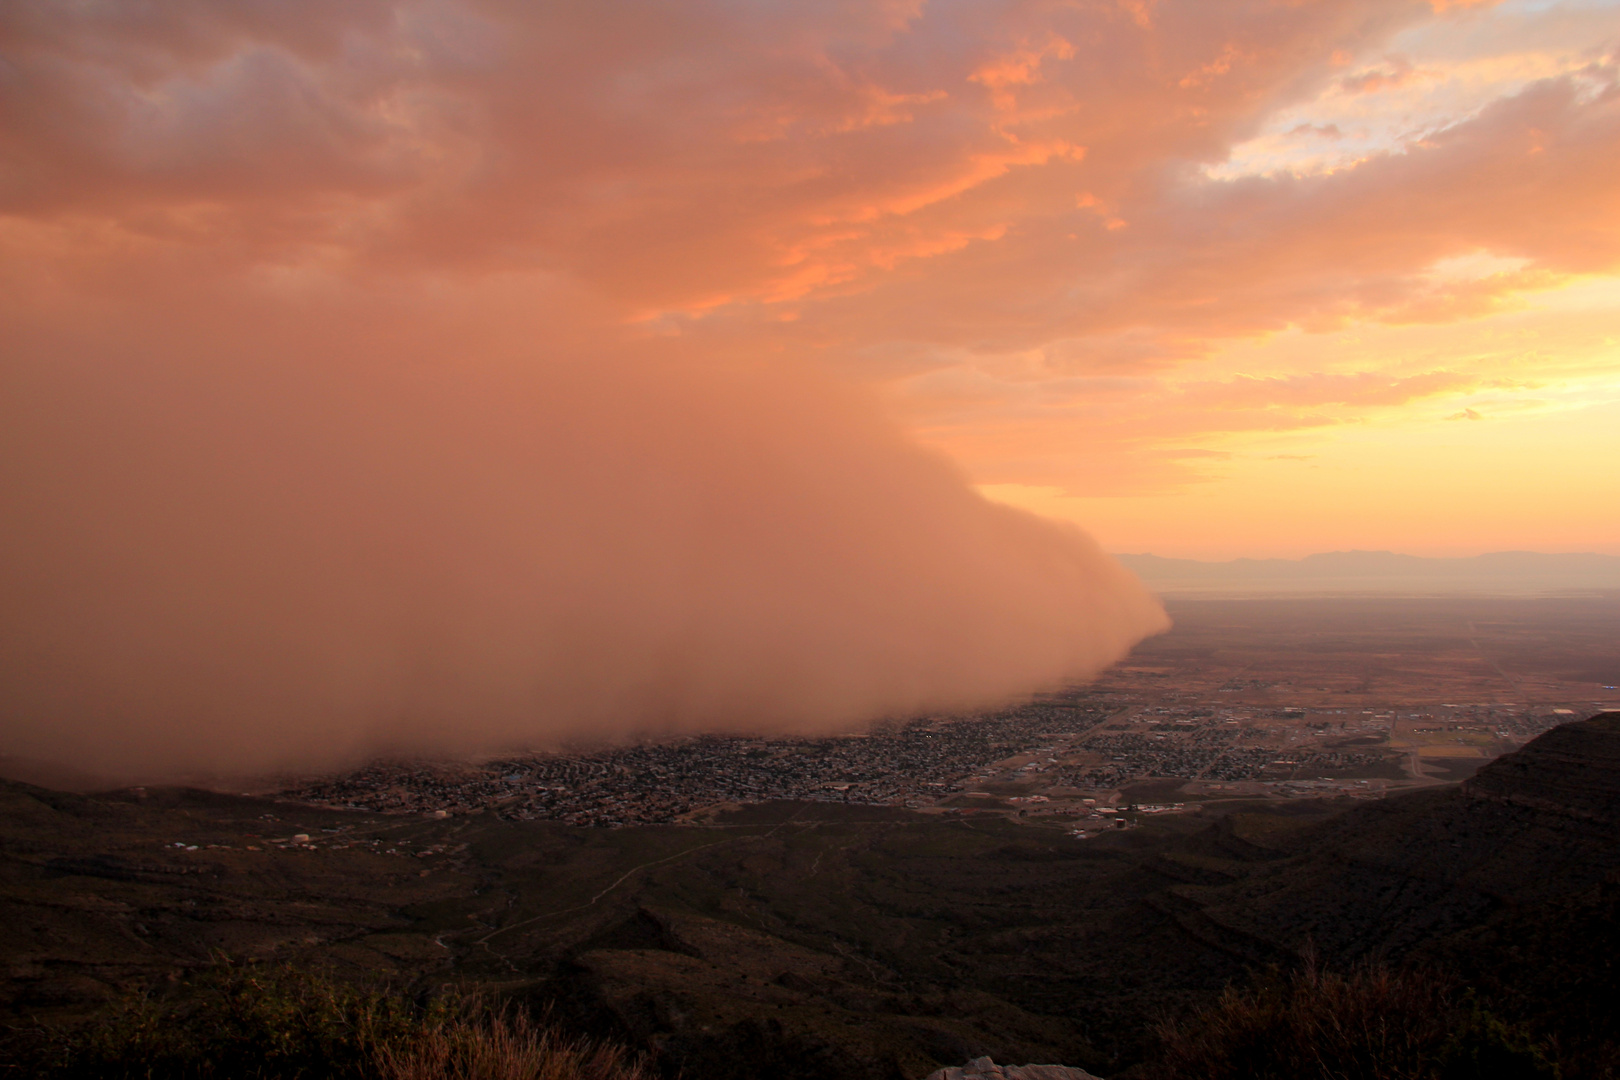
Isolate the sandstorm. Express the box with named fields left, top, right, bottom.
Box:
left=1, top=286, right=1166, bottom=780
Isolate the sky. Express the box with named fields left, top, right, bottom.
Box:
left=4, top=0, right=1617, bottom=559
left=1, top=0, right=1618, bottom=776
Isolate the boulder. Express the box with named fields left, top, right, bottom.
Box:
left=926, top=1056, right=1103, bottom=1080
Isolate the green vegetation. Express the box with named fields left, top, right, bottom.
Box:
left=1148, top=959, right=1559, bottom=1080
left=6, top=961, right=648, bottom=1080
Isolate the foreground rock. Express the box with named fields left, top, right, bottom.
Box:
left=927, top=1056, right=1102, bottom=1080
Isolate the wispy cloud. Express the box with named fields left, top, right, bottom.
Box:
left=2, top=0, right=1619, bottom=774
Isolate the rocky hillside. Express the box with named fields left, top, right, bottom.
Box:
left=1465, top=710, right=1620, bottom=821
left=1170, top=712, right=1620, bottom=1076
left=3, top=716, right=1617, bottom=1078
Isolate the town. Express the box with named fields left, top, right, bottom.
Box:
left=284, top=694, right=1595, bottom=828
left=288, top=596, right=1620, bottom=827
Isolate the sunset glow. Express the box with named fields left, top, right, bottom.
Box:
left=7, top=0, right=1614, bottom=560
left=2, top=0, right=1619, bottom=775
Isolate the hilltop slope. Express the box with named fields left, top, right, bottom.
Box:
left=1175, top=712, right=1620, bottom=1074
left=3, top=716, right=1618, bottom=1077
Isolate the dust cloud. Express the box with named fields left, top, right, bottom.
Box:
left=0, top=296, right=1166, bottom=783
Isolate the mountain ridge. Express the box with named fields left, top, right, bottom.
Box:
left=1114, top=549, right=1620, bottom=590
left=4, top=716, right=1620, bottom=1077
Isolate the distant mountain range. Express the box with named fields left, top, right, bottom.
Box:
left=1114, top=550, right=1620, bottom=593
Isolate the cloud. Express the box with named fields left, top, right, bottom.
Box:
left=2, top=0, right=1617, bottom=775
left=1286, top=123, right=1345, bottom=138
left=8, top=0, right=1612, bottom=332
left=1338, top=55, right=1424, bottom=95
left=1185, top=370, right=1475, bottom=410
left=0, top=259, right=1167, bottom=783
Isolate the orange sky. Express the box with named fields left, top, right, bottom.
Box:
left=3, top=0, right=1618, bottom=561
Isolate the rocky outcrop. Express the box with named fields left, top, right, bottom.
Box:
left=1186, top=711, right=1620, bottom=963
left=1463, top=711, right=1620, bottom=822
left=926, top=1057, right=1103, bottom=1080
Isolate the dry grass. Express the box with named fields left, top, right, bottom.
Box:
left=374, top=1010, right=652, bottom=1080
left=5, top=960, right=650, bottom=1080
left=1146, top=956, right=1558, bottom=1080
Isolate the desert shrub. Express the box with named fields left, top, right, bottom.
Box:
left=372, top=1009, right=647, bottom=1080
left=1147, top=957, right=1558, bottom=1080
left=26, top=960, right=411, bottom=1079
left=11, top=959, right=649, bottom=1080
left=1434, top=996, right=1562, bottom=1080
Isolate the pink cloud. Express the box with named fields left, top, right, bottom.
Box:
left=1, top=0, right=1615, bottom=774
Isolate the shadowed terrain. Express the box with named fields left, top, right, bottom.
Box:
left=4, top=716, right=1618, bottom=1078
